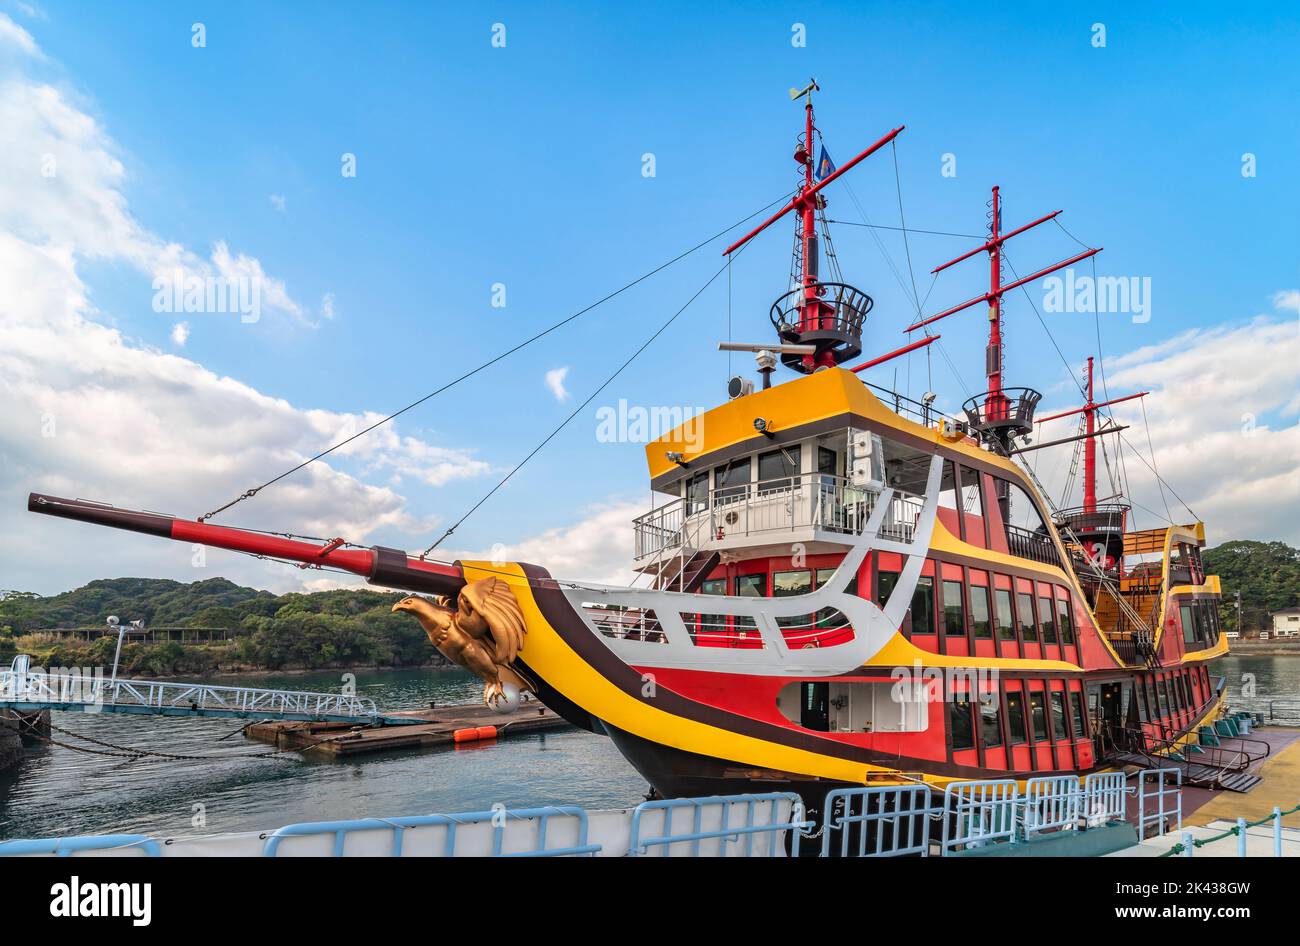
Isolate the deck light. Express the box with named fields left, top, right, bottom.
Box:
left=665, top=451, right=689, bottom=467
left=753, top=417, right=775, bottom=438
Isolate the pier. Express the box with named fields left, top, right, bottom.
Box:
left=244, top=702, right=571, bottom=757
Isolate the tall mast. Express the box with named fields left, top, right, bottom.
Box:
left=986, top=185, right=1004, bottom=416
left=797, top=88, right=823, bottom=372
left=723, top=82, right=904, bottom=376
left=1084, top=356, right=1097, bottom=513
left=913, top=185, right=1101, bottom=453
left=1035, top=359, right=1148, bottom=567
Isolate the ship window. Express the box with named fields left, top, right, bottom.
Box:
left=815, top=567, right=856, bottom=596
left=1038, top=595, right=1057, bottom=644
left=937, top=461, right=959, bottom=510
left=1180, top=604, right=1196, bottom=644
left=1055, top=597, right=1075, bottom=644
left=733, top=573, right=763, bottom=634
left=942, top=580, right=965, bottom=636
left=980, top=692, right=1002, bottom=747
left=715, top=457, right=751, bottom=502
left=774, top=569, right=814, bottom=633
left=1017, top=593, right=1038, bottom=643
left=698, top=578, right=727, bottom=637
left=911, top=576, right=935, bottom=635
left=1029, top=691, right=1048, bottom=741
left=1050, top=692, right=1068, bottom=741
left=876, top=568, right=898, bottom=606
left=1156, top=677, right=1169, bottom=717
left=995, top=589, right=1016, bottom=641
left=773, top=569, right=811, bottom=595
left=1006, top=691, right=1028, bottom=744
left=813, top=567, right=854, bottom=629
left=778, top=680, right=928, bottom=733
left=1070, top=691, right=1087, bottom=738
left=970, top=586, right=992, bottom=638
left=949, top=694, right=976, bottom=751
left=817, top=446, right=838, bottom=477
left=758, top=447, right=799, bottom=494
left=686, top=471, right=709, bottom=514
left=959, top=465, right=982, bottom=515
left=999, top=478, right=1050, bottom=533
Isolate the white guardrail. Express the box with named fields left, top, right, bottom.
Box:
left=0, top=669, right=379, bottom=720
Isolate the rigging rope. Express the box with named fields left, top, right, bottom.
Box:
left=419, top=245, right=748, bottom=557
left=197, top=192, right=793, bottom=524
left=1141, top=396, right=1174, bottom=523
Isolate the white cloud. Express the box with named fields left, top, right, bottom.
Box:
left=0, top=79, right=309, bottom=327
left=545, top=366, right=570, bottom=402
left=0, top=32, right=492, bottom=595
left=321, top=291, right=335, bottom=320
left=1033, top=301, right=1300, bottom=547
left=170, top=321, right=189, bottom=346
left=1271, top=289, right=1299, bottom=315
left=269, top=193, right=286, bottom=212
left=0, top=12, right=41, bottom=58
left=437, top=498, right=649, bottom=587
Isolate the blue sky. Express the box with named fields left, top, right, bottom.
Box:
left=2, top=1, right=1298, bottom=594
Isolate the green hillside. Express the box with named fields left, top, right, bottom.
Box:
left=0, top=577, right=443, bottom=675
left=1202, top=540, right=1300, bottom=631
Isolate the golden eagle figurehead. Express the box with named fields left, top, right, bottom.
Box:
left=392, top=576, right=529, bottom=707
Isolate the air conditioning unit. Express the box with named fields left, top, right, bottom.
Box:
left=849, top=430, right=884, bottom=489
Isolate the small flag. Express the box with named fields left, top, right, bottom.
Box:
left=815, top=146, right=836, bottom=181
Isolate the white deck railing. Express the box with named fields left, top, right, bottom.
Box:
left=633, top=474, right=924, bottom=561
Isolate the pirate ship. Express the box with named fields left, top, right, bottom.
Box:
left=27, top=84, right=1246, bottom=807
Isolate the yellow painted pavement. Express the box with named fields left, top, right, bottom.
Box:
left=1187, top=729, right=1300, bottom=828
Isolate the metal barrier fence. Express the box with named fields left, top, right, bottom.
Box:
left=0, top=771, right=1207, bottom=859
left=820, top=784, right=939, bottom=857
left=263, top=806, right=599, bottom=857
left=627, top=792, right=810, bottom=857
left=941, top=779, right=1020, bottom=854
left=1137, top=767, right=1183, bottom=841
left=1022, top=775, right=1082, bottom=838
left=1083, top=771, right=1127, bottom=825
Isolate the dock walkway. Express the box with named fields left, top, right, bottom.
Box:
left=244, top=702, right=571, bottom=756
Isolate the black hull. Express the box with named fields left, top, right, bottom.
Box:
left=600, top=721, right=854, bottom=817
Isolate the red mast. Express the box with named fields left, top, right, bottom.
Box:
left=1035, top=359, right=1148, bottom=566
left=723, top=82, right=903, bottom=376
left=913, top=186, right=1101, bottom=452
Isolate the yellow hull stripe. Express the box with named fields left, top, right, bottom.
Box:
left=467, top=561, right=906, bottom=784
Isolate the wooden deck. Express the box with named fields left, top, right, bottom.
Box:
left=244, top=701, right=572, bottom=757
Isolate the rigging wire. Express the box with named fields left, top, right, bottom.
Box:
left=890, top=140, right=923, bottom=316
left=419, top=246, right=748, bottom=558
left=197, top=191, right=794, bottom=524
left=825, top=220, right=984, bottom=239
left=1141, top=395, right=1174, bottom=523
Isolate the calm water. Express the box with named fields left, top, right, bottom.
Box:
left=5, top=658, right=1297, bottom=841
left=0, top=668, right=645, bottom=840
left=1212, top=653, right=1300, bottom=708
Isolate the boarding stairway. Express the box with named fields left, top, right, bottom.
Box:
left=1102, top=716, right=1270, bottom=792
